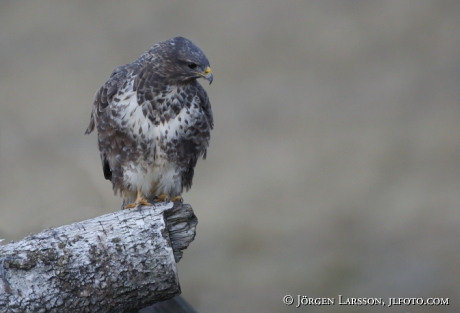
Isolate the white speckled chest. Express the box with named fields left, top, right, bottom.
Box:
left=111, top=80, right=199, bottom=197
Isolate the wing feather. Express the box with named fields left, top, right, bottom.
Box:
left=85, top=60, right=145, bottom=190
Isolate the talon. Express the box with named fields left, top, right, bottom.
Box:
left=123, top=189, right=152, bottom=209
left=123, top=203, right=137, bottom=209
left=123, top=198, right=152, bottom=209
left=154, top=194, right=170, bottom=203
left=137, top=198, right=152, bottom=206
left=170, top=196, right=183, bottom=203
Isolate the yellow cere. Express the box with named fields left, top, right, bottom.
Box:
left=205, top=66, right=211, bottom=74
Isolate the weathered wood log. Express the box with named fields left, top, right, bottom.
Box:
left=0, top=202, right=197, bottom=313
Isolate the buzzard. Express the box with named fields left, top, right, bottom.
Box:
left=85, top=37, right=213, bottom=209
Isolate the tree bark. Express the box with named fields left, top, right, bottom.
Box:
left=0, top=202, right=197, bottom=313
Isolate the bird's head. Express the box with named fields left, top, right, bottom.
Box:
left=151, top=36, right=213, bottom=85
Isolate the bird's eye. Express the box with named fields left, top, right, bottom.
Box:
left=187, top=62, right=197, bottom=69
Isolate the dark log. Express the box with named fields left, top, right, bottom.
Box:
left=140, top=295, right=197, bottom=313
left=0, top=202, right=197, bottom=313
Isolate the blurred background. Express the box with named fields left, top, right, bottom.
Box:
left=1, top=1, right=459, bottom=312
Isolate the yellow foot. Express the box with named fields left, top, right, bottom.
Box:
left=170, top=196, right=183, bottom=203
left=153, top=194, right=170, bottom=203
left=123, top=198, right=152, bottom=209
left=153, top=194, right=183, bottom=203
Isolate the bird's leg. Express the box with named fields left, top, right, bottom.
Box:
left=124, top=189, right=152, bottom=209
left=153, top=194, right=183, bottom=203
left=170, top=195, right=183, bottom=203
left=153, top=193, right=170, bottom=203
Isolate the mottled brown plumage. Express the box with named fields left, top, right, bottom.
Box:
left=85, top=37, right=213, bottom=208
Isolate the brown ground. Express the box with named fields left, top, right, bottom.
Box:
left=1, top=1, right=459, bottom=312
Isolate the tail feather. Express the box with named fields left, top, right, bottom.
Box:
left=85, top=112, right=95, bottom=135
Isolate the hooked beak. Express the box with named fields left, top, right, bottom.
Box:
left=201, top=66, right=213, bottom=84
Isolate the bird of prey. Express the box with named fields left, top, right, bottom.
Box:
left=85, top=37, right=213, bottom=209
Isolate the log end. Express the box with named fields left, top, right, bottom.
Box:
left=165, top=203, right=198, bottom=263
